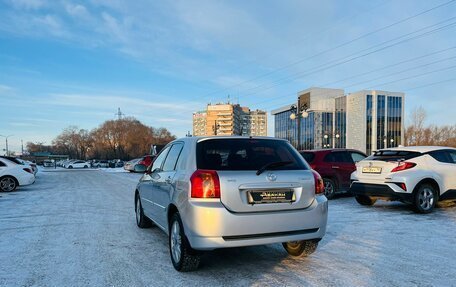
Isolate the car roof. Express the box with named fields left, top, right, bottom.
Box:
left=299, top=148, right=364, bottom=153
left=377, top=146, right=455, bottom=153
left=173, top=136, right=288, bottom=144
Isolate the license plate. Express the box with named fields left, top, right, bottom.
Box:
left=247, top=190, right=295, bottom=204
left=362, top=167, right=382, bottom=174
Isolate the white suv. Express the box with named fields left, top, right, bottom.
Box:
left=350, top=146, right=456, bottom=213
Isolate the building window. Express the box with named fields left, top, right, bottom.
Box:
left=387, top=96, right=402, bottom=148
left=366, top=95, right=373, bottom=154
left=377, top=95, right=386, bottom=149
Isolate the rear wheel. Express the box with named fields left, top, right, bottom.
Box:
left=282, top=240, right=319, bottom=257
left=323, top=178, right=336, bottom=199
left=0, top=176, right=17, bottom=192
left=355, top=195, right=376, bottom=206
left=135, top=195, right=151, bottom=228
left=84, top=165, right=88, bottom=168
left=169, top=213, right=201, bottom=272
left=68, top=165, right=73, bottom=169
left=413, top=184, right=437, bottom=214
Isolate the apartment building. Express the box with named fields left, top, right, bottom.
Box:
left=192, top=103, right=267, bottom=136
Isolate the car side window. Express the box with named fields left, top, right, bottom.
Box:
left=0, top=160, right=6, bottom=167
left=151, top=146, right=171, bottom=172
left=447, top=150, right=456, bottom=164
left=350, top=152, right=366, bottom=163
left=162, top=143, right=184, bottom=172
left=429, top=150, right=452, bottom=163
left=324, top=152, right=351, bottom=163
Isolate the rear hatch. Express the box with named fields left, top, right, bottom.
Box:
left=196, top=138, right=315, bottom=213
left=356, top=150, right=422, bottom=183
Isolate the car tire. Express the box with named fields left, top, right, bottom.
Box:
left=282, top=240, right=319, bottom=257
left=323, top=178, right=337, bottom=200
left=169, top=213, right=201, bottom=272
left=135, top=194, right=152, bottom=228
left=0, top=176, right=18, bottom=192
left=68, top=166, right=73, bottom=169
left=413, top=183, right=437, bottom=214
left=84, top=165, right=88, bottom=168
left=355, top=195, right=376, bottom=206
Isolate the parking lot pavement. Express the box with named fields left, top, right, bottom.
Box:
left=1, top=171, right=455, bottom=287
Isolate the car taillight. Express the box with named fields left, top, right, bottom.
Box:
left=312, top=170, right=325, bottom=195
left=190, top=170, right=221, bottom=198
left=310, top=164, right=317, bottom=170
left=23, top=168, right=33, bottom=174
left=391, top=162, right=416, bottom=172
left=393, top=182, right=407, bottom=191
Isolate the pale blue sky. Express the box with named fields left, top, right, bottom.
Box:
left=1, top=0, right=456, bottom=152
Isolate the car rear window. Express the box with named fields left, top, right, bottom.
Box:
left=197, top=139, right=307, bottom=171
left=366, top=150, right=422, bottom=161
left=300, top=152, right=315, bottom=163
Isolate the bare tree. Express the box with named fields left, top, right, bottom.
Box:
left=405, top=106, right=456, bottom=147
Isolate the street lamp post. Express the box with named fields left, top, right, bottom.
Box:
left=0, top=134, right=13, bottom=156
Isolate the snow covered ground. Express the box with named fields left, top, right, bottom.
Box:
left=0, top=170, right=455, bottom=286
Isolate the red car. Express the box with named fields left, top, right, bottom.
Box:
left=138, top=155, right=155, bottom=168
left=300, top=149, right=367, bottom=199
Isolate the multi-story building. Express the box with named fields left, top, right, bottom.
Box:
left=192, top=111, right=207, bottom=136
left=240, top=108, right=268, bottom=136
left=193, top=103, right=267, bottom=136
left=271, top=87, right=405, bottom=154
left=272, top=87, right=345, bottom=150
left=346, top=90, right=405, bottom=154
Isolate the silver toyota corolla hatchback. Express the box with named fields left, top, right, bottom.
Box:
left=134, top=136, right=328, bottom=271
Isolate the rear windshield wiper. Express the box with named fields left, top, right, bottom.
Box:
left=256, top=161, right=293, bottom=176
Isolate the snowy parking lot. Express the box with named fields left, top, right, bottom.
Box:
left=1, top=169, right=455, bottom=286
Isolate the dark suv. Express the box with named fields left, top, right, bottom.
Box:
left=300, top=149, right=367, bottom=199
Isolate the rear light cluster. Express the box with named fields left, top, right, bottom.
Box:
left=391, top=162, right=416, bottom=172
left=190, top=170, right=220, bottom=198
left=312, top=170, right=325, bottom=195
left=23, top=168, right=33, bottom=174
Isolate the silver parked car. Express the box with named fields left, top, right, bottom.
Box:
left=134, top=136, right=328, bottom=271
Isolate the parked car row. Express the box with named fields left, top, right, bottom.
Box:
left=0, top=156, right=37, bottom=192
left=53, top=159, right=125, bottom=169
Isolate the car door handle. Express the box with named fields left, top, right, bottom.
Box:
left=332, top=166, right=340, bottom=169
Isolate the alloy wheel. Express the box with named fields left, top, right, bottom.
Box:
left=135, top=198, right=141, bottom=225
left=418, top=187, right=434, bottom=211
left=0, top=177, right=16, bottom=192
left=171, top=221, right=182, bottom=263
left=324, top=181, right=334, bottom=196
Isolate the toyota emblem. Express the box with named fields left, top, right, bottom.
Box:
left=267, top=173, right=277, bottom=182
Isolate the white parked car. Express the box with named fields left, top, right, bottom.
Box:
left=67, top=160, right=90, bottom=169
left=350, top=146, right=456, bottom=213
left=0, top=158, right=35, bottom=192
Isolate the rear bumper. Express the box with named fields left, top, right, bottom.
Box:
left=183, top=196, right=328, bottom=250
left=349, top=182, right=413, bottom=202
left=17, top=173, right=35, bottom=186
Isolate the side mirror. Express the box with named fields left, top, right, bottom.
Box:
left=134, top=164, right=147, bottom=173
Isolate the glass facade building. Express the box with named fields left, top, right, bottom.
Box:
left=273, top=88, right=404, bottom=154
left=274, top=110, right=338, bottom=150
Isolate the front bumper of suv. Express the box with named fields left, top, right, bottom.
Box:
left=182, top=196, right=328, bottom=250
